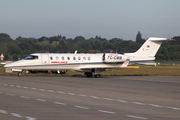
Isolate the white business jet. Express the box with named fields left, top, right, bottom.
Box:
left=4, top=37, right=169, bottom=77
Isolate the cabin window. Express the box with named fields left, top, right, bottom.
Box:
left=78, top=57, right=81, bottom=60
left=73, top=57, right=76, bottom=60
left=62, top=57, right=64, bottom=60
left=24, top=55, right=38, bottom=60
left=56, top=56, right=59, bottom=60
left=83, top=57, right=86, bottom=60
left=88, top=57, right=91, bottom=60
left=50, top=57, right=53, bottom=60
left=67, top=57, right=70, bottom=60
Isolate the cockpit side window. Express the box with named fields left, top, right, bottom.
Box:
left=24, top=55, right=38, bottom=60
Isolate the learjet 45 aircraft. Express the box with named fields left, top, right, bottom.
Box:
left=4, top=37, right=170, bottom=77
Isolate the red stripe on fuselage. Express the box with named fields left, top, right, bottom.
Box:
left=51, top=61, right=68, bottom=64
left=109, top=54, right=118, bottom=56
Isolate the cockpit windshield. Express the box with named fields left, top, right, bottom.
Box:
left=24, top=55, right=38, bottom=60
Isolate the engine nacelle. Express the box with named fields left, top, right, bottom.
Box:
left=102, top=53, right=127, bottom=63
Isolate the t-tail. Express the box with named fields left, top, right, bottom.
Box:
left=124, top=37, right=170, bottom=65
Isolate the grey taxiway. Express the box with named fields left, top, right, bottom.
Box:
left=0, top=76, right=180, bottom=120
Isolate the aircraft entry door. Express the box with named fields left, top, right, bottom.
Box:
left=41, top=54, right=49, bottom=64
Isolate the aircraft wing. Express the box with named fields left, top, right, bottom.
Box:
left=120, top=57, right=131, bottom=68
left=80, top=57, right=131, bottom=71
left=80, top=66, right=119, bottom=71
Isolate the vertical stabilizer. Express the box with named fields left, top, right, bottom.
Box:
left=124, top=37, right=167, bottom=57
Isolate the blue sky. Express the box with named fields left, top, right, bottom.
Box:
left=0, top=0, right=180, bottom=40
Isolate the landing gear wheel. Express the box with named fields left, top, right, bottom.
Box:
left=61, top=71, right=67, bottom=74
left=18, top=72, right=22, bottom=77
left=86, top=72, right=93, bottom=77
left=95, top=75, right=101, bottom=78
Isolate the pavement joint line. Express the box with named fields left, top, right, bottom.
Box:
left=116, top=99, right=129, bottom=103
left=11, top=113, right=23, bottom=118
left=166, top=106, right=180, bottom=110
left=0, top=108, right=36, bottom=120
left=89, top=96, right=100, bottom=99
left=126, top=115, right=148, bottom=120
left=6, top=93, right=15, bottom=96
left=131, top=102, right=146, bottom=105
left=16, top=86, right=22, bottom=88
left=57, top=91, right=65, bottom=94
left=68, top=93, right=76, bottom=95
left=48, top=90, right=55, bottom=92
left=23, top=87, right=29, bottom=89
left=166, top=106, right=174, bottom=109
left=39, top=89, right=46, bottom=91
left=36, top=99, right=46, bottom=102
left=54, top=102, right=66, bottom=105
left=148, top=104, right=163, bottom=108
left=78, top=94, right=87, bottom=97
left=25, top=116, right=37, bottom=120
left=172, top=108, right=180, bottom=110
left=20, top=96, right=30, bottom=99
left=98, top=110, right=116, bottom=114
left=0, top=109, right=8, bottom=114
left=102, top=98, right=114, bottom=101
left=74, top=106, right=89, bottom=109
left=31, top=88, right=37, bottom=90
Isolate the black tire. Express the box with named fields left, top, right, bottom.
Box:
left=95, top=75, right=101, bottom=78
left=61, top=71, right=67, bottom=74
left=18, top=72, right=22, bottom=77
left=87, top=72, right=93, bottom=77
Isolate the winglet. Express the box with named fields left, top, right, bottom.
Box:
left=121, top=57, right=131, bottom=68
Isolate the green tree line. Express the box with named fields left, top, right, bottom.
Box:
left=0, top=32, right=180, bottom=61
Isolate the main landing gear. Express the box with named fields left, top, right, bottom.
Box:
left=85, top=72, right=93, bottom=77
left=85, top=72, right=101, bottom=78
left=94, top=74, right=101, bottom=78
left=18, top=72, right=22, bottom=77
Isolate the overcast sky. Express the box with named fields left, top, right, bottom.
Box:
left=0, top=0, right=180, bottom=40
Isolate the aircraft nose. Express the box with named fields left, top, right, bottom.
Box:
left=4, top=60, right=25, bottom=68
left=4, top=63, right=12, bottom=68
left=4, top=64, right=7, bottom=68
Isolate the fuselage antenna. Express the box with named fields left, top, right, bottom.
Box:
left=75, top=50, right=77, bottom=54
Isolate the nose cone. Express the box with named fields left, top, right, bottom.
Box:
left=4, top=60, right=25, bottom=68
left=4, top=62, right=15, bottom=68
left=4, top=64, right=9, bottom=68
